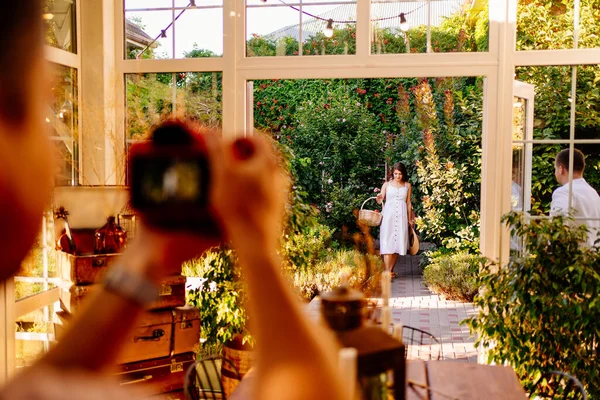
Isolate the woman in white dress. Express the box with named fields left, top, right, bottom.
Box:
left=376, top=162, right=415, bottom=275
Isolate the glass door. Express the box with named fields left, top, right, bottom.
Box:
left=511, top=80, right=534, bottom=253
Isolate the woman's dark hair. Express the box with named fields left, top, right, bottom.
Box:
left=0, top=1, right=43, bottom=126
left=388, top=162, right=409, bottom=182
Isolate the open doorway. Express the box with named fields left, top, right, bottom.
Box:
left=248, top=76, right=484, bottom=265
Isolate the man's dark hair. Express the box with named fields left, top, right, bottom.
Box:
left=556, top=148, right=585, bottom=173
left=0, top=1, right=43, bottom=126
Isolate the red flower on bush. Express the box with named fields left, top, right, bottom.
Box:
left=323, top=104, right=331, bottom=109
left=374, top=93, right=380, bottom=98
left=386, top=97, right=393, bottom=105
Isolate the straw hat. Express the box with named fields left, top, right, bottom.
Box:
left=408, top=225, right=420, bottom=255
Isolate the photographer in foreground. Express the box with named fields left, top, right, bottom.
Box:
left=0, top=2, right=344, bottom=399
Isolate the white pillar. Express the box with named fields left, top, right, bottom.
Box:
left=80, top=0, right=123, bottom=185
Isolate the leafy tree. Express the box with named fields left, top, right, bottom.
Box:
left=279, top=85, right=386, bottom=230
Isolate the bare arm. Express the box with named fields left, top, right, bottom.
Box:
left=377, top=182, right=388, bottom=204
left=211, top=136, right=345, bottom=400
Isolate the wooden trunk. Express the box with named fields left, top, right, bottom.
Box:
left=172, top=305, right=201, bottom=356
left=58, top=251, right=118, bottom=285
left=117, top=309, right=175, bottom=364
left=60, top=275, right=187, bottom=314
left=117, top=352, right=195, bottom=395
left=155, top=275, right=187, bottom=310
left=55, top=305, right=200, bottom=364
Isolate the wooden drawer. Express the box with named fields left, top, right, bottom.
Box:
left=117, top=352, right=195, bottom=395
left=119, top=309, right=176, bottom=364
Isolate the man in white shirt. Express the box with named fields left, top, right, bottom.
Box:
left=550, top=148, right=600, bottom=247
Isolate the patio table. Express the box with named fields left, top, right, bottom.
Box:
left=230, top=359, right=527, bottom=400
left=407, top=360, right=527, bottom=400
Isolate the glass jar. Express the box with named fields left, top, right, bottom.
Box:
left=94, top=216, right=127, bottom=254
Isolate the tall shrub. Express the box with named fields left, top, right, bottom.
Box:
left=409, top=79, right=481, bottom=252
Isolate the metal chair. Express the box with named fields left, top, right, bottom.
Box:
left=531, top=371, right=587, bottom=400
left=184, top=355, right=240, bottom=400
left=401, top=326, right=442, bottom=360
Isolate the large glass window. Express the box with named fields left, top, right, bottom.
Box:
left=246, top=0, right=357, bottom=57
left=124, top=1, right=224, bottom=59
left=44, top=0, right=77, bottom=53
left=15, top=302, right=58, bottom=369
left=126, top=71, right=222, bottom=141
left=13, top=60, right=78, bottom=371
left=371, top=0, right=489, bottom=54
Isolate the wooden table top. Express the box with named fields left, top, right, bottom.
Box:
left=407, top=360, right=527, bottom=400
left=231, top=360, right=526, bottom=400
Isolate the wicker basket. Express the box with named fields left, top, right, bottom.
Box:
left=358, top=197, right=383, bottom=226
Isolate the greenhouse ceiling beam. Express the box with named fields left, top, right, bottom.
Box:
left=237, top=65, right=496, bottom=80
left=515, top=48, right=600, bottom=67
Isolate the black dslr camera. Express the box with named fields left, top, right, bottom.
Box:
left=128, top=120, right=222, bottom=236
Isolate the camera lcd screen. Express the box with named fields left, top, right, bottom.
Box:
left=132, top=156, right=209, bottom=207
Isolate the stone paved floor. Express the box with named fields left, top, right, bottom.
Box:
left=390, top=255, right=479, bottom=362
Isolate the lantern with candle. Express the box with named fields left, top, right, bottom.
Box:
left=320, top=280, right=406, bottom=400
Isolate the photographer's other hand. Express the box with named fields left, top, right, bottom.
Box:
left=205, top=134, right=345, bottom=400
left=208, top=135, right=287, bottom=250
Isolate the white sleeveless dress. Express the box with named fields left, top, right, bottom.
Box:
left=380, top=184, right=409, bottom=255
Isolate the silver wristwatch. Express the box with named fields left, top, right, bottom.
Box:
left=103, top=266, right=160, bottom=307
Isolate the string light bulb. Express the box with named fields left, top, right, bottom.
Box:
left=189, top=0, right=196, bottom=6
left=399, top=13, right=409, bottom=32
left=42, top=13, right=54, bottom=20
left=324, top=19, right=334, bottom=38
left=260, top=0, right=268, bottom=3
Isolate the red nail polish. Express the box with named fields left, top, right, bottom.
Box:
left=232, top=138, right=255, bottom=160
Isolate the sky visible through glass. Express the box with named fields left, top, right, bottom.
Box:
left=125, top=0, right=341, bottom=57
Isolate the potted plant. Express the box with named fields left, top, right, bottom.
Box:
left=466, top=211, right=600, bottom=397
left=185, top=247, right=253, bottom=396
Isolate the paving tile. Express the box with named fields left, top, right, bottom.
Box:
left=387, top=255, right=478, bottom=362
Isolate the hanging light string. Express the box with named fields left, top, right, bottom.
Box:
left=135, top=0, right=423, bottom=57
left=276, top=0, right=426, bottom=24
left=136, top=0, right=196, bottom=59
